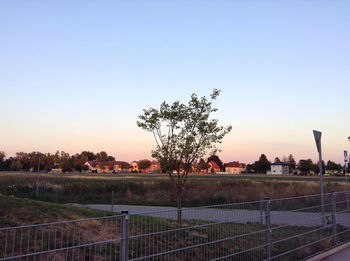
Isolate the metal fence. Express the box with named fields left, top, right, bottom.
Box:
left=2, top=191, right=350, bottom=260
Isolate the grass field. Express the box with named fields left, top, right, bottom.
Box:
left=1, top=194, right=348, bottom=260
left=0, top=171, right=347, bottom=207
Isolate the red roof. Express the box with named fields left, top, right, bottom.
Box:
left=209, top=161, right=221, bottom=170
left=224, top=161, right=245, bottom=168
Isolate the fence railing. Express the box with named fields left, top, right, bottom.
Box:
left=2, top=191, right=350, bottom=260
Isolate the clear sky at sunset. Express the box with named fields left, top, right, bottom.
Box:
left=1, top=1, right=349, bottom=164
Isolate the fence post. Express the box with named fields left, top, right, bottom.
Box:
left=331, top=192, right=337, bottom=246
left=260, top=192, right=263, bottom=224
left=346, top=177, right=349, bottom=211
left=111, top=191, right=114, bottom=212
left=265, top=197, right=272, bottom=260
left=120, top=210, right=129, bottom=261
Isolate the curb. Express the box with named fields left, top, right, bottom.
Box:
left=306, top=242, right=350, bottom=261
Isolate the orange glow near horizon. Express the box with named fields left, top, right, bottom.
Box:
left=1, top=127, right=348, bottom=164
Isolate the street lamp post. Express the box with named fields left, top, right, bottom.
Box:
left=313, top=130, right=325, bottom=226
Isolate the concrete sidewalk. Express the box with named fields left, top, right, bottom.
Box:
left=307, top=243, right=350, bottom=261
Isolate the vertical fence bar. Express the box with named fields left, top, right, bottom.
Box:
left=120, top=210, right=129, bottom=261
left=260, top=192, right=263, bottom=224
left=265, top=197, right=271, bottom=260
left=331, top=192, right=337, bottom=246
left=111, top=191, right=114, bottom=212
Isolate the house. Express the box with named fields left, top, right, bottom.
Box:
left=49, top=165, right=63, bottom=174
left=128, top=160, right=161, bottom=173
left=224, top=161, right=245, bottom=174
left=207, top=161, right=221, bottom=173
left=129, top=161, right=139, bottom=172
left=84, top=160, right=99, bottom=172
left=115, top=161, right=130, bottom=172
left=84, top=160, right=125, bottom=173
left=149, top=160, right=161, bottom=172
left=269, top=161, right=290, bottom=175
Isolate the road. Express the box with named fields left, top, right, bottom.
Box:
left=70, top=203, right=350, bottom=228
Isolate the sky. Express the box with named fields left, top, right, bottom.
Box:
left=1, top=1, right=349, bottom=164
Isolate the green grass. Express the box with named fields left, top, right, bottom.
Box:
left=0, top=194, right=115, bottom=227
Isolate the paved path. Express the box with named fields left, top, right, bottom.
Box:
left=323, top=246, right=350, bottom=261
left=71, top=204, right=350, bottom=228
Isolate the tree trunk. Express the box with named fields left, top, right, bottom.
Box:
left=176, top=188, right=183, bottom=225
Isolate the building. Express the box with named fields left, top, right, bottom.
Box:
left=149, top=160, right=161, bottom=172
left=84, top=160, right=124, bottom=173
left=129, top=161, right=139, bottom=172
left=269, top=161, right=290, bottom=175
left=207, top=161, right=221, bottom=173
left=224, top=161, right=245, bottom=174
left=49, top=165, right=63, bottom=174
left=84, top=160, right=99, bottom=172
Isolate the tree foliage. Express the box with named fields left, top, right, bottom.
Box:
left=326, top=160, right=343, bottom=172
left=207, top=154, right=224, bottom=170
left=0, top=151, right=5, bottom=163
left=287, top=154, right=296, bottom=170
left=96, top=151, right=109, bottom=162
left=138, top=159, right=152, bottom=170
left=297, top=159, right=314, bottom=174
left=137, top=89, right=231, bottom=222
left=198, top=158, right=211, bottom=171
left=251, top=154, right=271, bottom=174
left=274, top=157, right=281, bottom=163
left=0, top=150, right=115, bottom=172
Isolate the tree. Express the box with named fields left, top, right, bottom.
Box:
left=326, top=160, right=343, bottom=172
left=137, top=89, right=231, bottom=223
left=313, top=160, right=326, bottom=175
left=252, top=154, right=271, bottom=174
left=138, top=159, right=152, bottom=171
left=274, top=157, right=281, bottom=163
left=0, top=151, right=5, bottom=163
left=96, top=151, right=109, bottom=162
left=10, top=160, right=22, bottom=171
left=0, top=151, right=5, bottom=170
left=286, top=154, right=296, bottom=171
left=107, top=156, right=115, bottom=161
left=71, top=152, right=90, bottom=172
left=58, top=151, right=72, bottom=173
left=207, top=154, right=223, bottom=171
left=29, top=152, right=43, bottom=172
left=81, top=151, right=96, bottom=161
left=42, top=153, right=55, bottom=172
left=297, top=159, right=314, bottom=175
left=14, top=152, right=30, bottom=170
left=246, top=163, right=255, bottom=173
left=198, top=158, right=211, bottom=172
left=119, top=161, right=130, bottom=170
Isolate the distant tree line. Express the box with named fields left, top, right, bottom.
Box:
left=0, top=150, right=345, bottom=175
left=245, top=153, right=344, bottom=175
left=0, top=150, right=115, bottom=173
